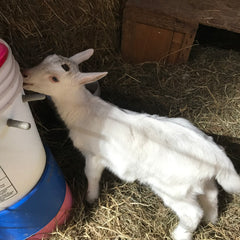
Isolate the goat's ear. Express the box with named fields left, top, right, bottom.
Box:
left=78, top=72, right=108, bottom=85
left=70, top=49, right=94, bottom=65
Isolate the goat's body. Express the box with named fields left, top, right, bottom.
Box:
left=52, top=87, right=240, bottom=240
left=23, top=50, right=240, bottom=240
left=53, top=87, right=239, bottom=194
left=53, top=90, right=240, bottom=240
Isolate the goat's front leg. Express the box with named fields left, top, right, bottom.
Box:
left=84, top=155, right=104, bottom=203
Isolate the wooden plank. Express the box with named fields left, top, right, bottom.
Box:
left=178, top=29, right=198, bottom=63
left=121, top=1, right=198, bottom=64
left=167, top=32, right=184, bottom=64
left=133, top=23, right=173, bottom=62
left=126, top=0, right=240, bottom=34
left=121, top=18, right=135, bottom=61
left=122, top=21, right=174, bottom=63
left=124, top=4, right=198, bottom=34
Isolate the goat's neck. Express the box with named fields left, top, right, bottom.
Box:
left=52, top=87, right=124, bottom=129
left=51, top=87, right=93, bottom=125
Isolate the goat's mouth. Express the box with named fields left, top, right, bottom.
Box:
left=23, top=82, right=34, bottom=87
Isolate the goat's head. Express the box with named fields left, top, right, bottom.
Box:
left=23, top=49, right=107, bottom=97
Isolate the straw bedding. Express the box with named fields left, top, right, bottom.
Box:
left=0, top=1, right=239, bottom=239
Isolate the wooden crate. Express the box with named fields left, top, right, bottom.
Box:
left=121, top=0, right=240, bottom=64
left=121, top=0, right=198, bottom=64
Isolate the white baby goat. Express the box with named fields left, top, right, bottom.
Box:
left=23, top=49, right=240, bottom=240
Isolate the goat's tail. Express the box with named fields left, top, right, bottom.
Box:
left=215, top=153, right=240, bottom=194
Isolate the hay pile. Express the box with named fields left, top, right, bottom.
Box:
left=0, top=0, right=123, bottom=66
left=1, top=1, right=240, bottom=240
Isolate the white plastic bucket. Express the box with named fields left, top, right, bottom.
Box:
left=0, top=39, right=46, bottom=210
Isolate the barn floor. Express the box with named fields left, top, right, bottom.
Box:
left=30, top=45, right=240, bottom=240
left=1, top=1, right=239, bottom=239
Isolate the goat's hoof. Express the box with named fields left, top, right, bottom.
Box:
left=172, top=227, right=193, bottom=240
left=86, top=193, right=98, bottom=204
left=202, top=211, right=218, bottom=224
left=86, top=198, right=96, bottom=204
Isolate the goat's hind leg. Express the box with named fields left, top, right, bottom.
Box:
left=152, top=187, right=203, bottom=240
left=198, top=179, right=218, bottom=224
left=170, top=199, right=203, bottom=240
left=84, top=155, right=104, bottom=203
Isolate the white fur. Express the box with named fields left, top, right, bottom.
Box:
left=23, top=49, right=240, bottom=240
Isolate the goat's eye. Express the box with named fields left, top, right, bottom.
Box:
left=51, top=76, right=59, bottom=83
left=61, top=64, right=70, bottom=72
